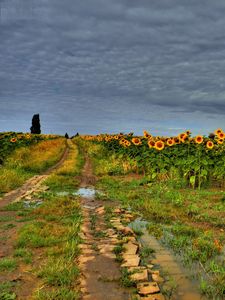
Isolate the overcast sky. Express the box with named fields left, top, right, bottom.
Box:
left=1, top=0, right=225, bottom=136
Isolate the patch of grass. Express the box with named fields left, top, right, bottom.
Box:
left=0, top=138, right=66, bottom=193
left=14, top=248, right=33, bottom=264
left=120, top=268, right=136, bottom=287
left=0, top=223, right=16, bottom=230
left=16, top=221, right=61, bottom=248
left=37, top=259, right=79, bottom=286
left=0, top=258, right=17, bottom=272
left=0, top=216, right=14, bottom=222
left=35, top=287, right=79, bottom=300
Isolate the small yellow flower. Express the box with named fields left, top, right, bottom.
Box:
left=195, top=135, right=204, bottom=144
left=155, top=140, right=165, bottom=151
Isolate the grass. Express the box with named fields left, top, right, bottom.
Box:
left=88, top=142, right=225, bottom=299
left=35, top=287, right=79, bottom=300
left=0, top=258, right=17, bottom=272
left=0, top=140, right=83, bottom=299
left=37, top=259, right=79, bottom=286
left=0, top=281, right=17, bottom=300
left=0, top=138, right=66, bottom=193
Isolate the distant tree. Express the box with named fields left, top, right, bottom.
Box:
left=65, top=133, right=69, bottom=139
left=30, top=114, right=41, bottom=134
left=208, top=133, right=215, bottom=139
left=75, top=132, right=79, bottom=137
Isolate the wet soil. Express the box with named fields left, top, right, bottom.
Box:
left=78, top=156, right=131, bottom=300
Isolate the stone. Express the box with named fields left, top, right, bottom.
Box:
left=121, top=226, right=135, bottom=236
left=122, top=254, right=140, bottom=267
left=137, top=282, right=160, bottom=295
left=95, top=206, right=105, bottom=215
left=147, top=264, right=154, bottom=270
left=128, top=267, right=148, bottom=282
left=137, top=294, right=165, bottom=300
left=151, top=274, right=164, bottom=283
left=124, top=242, right=138, bottom=255
left=114, top=208, right=122, bottom=214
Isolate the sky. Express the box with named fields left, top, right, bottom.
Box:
left=1, top=0, right=225, bottom=136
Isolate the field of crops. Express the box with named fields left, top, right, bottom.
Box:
left=0, top=131, right=224, bottom=299
left=82, top=128, right=225, bottom=189
left=0, top=132, right=59, bottom=164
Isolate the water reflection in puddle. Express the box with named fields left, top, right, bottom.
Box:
left=75, top=188, right=96, bottom=198
left=23, top=200, right=43, bottom=208
left=129, top=218, right=206, bottom=300
left=56, top=188, right=99, bottom=198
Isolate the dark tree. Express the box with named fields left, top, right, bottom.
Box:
left=65, top=133, right=69, bottom=139
left=30, top=114, right=41, bottom=134
left=75, top=132, right=79, bottom=137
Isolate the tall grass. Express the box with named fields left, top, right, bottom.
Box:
left=0, top=138, right=66, bottom=194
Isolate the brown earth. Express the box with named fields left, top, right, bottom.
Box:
left=78, top=156, right=131, bottom=300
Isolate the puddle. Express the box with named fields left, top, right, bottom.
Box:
left=23, top=200, right=43, bottom=208
left=75, top=188, right=96, bottom=198
left=56, top=188, right=103, bottom=199
left=129, top=218, right=207, bottom=300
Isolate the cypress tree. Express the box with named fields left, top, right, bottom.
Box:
left=30, top=114, right=41, bottom=134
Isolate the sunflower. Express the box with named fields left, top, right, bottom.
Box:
left=217, top=139, right=224, bottom=145
left=167, top=138, right=175, bottom=146
left=10, top=137, right=17, bottom=143
left=215, top=128, right=223, bottom=135
left=186, top=130, right=191, bottom=136
left=155, top=140, right=165, bottom=151
left=195, top=135, right=204, bottom=144
left=217, top=132, right=225, bottom=139
left=125, top=140, right=131, bottom=147
left=132, top=137, right=142, bottom=146
left=143, top=130, right=152, bottom=139
left=178, top=133, right=188, bottom=143
left=148, top=140, right=155, bottom=148
left=206, top=141, right=214, bottom=149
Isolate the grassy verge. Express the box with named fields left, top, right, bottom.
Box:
left=0, top=138, right=66, bottom=194
left=0, top=140, right=83, bottom=299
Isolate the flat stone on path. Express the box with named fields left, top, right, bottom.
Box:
left=137, top=282, right=160, bottom=295
left=128, top=267, right=148, bottom=282
left=137, top=294, right=165, bottom=300
left=124, top=242, right=138, bottom=255
left=122, top=254, right=140, bottom=267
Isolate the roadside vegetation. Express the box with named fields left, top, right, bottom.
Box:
left=76, top=134, right=225, bottom=299
left=0, top=139, right=83, bottom=299
left=0, top=136, right=66, bottom=195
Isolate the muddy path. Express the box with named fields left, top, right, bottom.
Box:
left=78, top=155, right=131, bottom=300
left=0, top=144, right=69, bottom=209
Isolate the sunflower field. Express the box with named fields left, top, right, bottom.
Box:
left=81, top=129, right=225, bottom=188
left=0, top=132, right=59, bottom=164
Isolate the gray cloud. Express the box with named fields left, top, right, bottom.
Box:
left=1, top=0, right=225, bottom=135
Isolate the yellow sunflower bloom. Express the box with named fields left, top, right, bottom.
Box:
left=132, top=137, right=142, bottom=146
left=10, top=138, right=17, bottom=143
left=206, top=141, right=214, bottom=149
left=155, top=140, right=165, bottom=151
left=217, top=132, right=225, bottom=139
left=167, top=138, right=175, bottom=146
left=148, top=140, right=155, bottom=148
left=195, top=135, right=204, bottom=144
left=217, top=139, right=224, bottom=145
left=215, top=128, right=223, bottom=135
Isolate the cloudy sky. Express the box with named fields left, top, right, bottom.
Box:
left=1, top=0, right=225, bottom=136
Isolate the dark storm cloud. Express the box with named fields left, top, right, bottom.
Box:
left=1, top=0, right=225, bottom=135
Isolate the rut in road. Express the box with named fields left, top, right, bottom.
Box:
left=78, top=155, right=131, bottom=300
